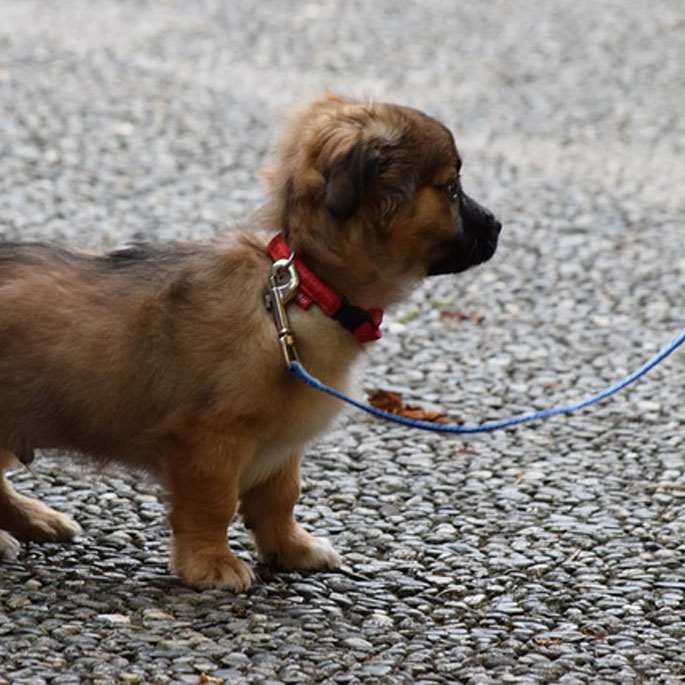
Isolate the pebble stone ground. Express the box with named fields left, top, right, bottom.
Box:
left=1, top=1, right=684, bottom=683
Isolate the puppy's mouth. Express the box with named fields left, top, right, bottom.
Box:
left=470, top=230, right=500, bottom=266
left=427, top=231, right=499, bottom=276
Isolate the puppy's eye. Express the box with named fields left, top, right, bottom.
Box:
left=440, top=177, right=460, bottom=202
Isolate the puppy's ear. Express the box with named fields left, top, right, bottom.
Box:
left=324, top=142, right=381, bottom=221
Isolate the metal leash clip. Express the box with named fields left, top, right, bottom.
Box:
left=265, top=252, right=300, bottom=366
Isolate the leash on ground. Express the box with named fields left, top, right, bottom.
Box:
left=288, top=327, right=685, bottom=434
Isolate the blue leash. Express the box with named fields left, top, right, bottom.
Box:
left=289, top=327, right=685, bottom=433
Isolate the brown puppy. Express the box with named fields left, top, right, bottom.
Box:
left=0, top=96, right=501, bottom=589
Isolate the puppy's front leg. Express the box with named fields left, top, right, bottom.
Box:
left=240, top=451, right=341, bottom=571
left=166, top=446, right=255, bottom=592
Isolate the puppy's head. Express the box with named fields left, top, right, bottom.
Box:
left=265, top=95, right=501, bottom=306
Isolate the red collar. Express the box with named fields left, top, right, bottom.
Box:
left=267, top=234, right=383, bottom=343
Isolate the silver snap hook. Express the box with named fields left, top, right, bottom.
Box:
left=270, top=253, right=299, bottom=305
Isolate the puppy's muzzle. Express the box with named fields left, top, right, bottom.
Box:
left=428, top=191, right=502, bottom=276
left=460, top=191, right=502, bottom=266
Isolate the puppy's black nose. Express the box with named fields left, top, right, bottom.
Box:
left=493, top=218, right=502, bottom=235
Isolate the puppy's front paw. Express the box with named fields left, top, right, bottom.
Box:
left=261, top=528, right=341, bottom=571
left=175, top=549, right=255, bottom=592
left=0, top=530, right=21, bottom=561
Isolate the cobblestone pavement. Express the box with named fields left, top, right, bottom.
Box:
left=1, top=1, right=684, bottom=682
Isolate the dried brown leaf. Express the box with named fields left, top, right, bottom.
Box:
left=367, top=390, right=404, bottom=414
left=580, top=628, right=606, bottom=641
left=200, top=674, right=224, bottom=684
left=440, top=309, right=485, bottom=324
left=367, top=390, right=462, bottom=425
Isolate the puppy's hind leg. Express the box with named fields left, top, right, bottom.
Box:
left=0, top=450, right=81, bottom=546
left=240, top=451, right=341, bottom=571
left=0, top=530, right=21, bottom=561
left=1, top=450, right=22, bottom=560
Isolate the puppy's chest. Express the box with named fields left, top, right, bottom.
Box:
left=237, top=305, right=363, bottom=490
left=239, top=374, right=352, bottom=491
